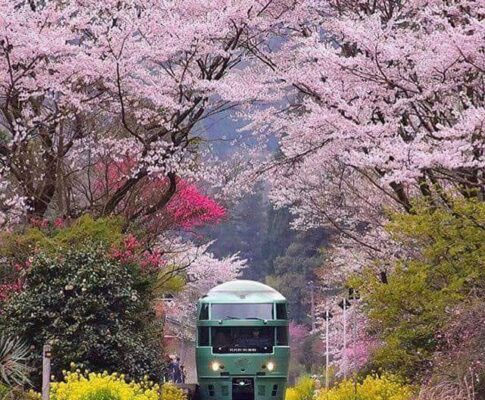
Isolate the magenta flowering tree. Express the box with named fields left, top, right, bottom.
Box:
left=90, top=153, right=225, bottom=233
left=167, top=180, right=225, bottom=229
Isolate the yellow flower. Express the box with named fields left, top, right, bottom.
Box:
left=50, top=371, right=187, bottom=400
left=312, top=375, right=414, bottom=400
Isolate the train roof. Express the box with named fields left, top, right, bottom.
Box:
left=200, top=280, right=286, bottom=303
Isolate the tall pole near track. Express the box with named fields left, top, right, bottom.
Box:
left=322, top=286, right=344, bottom=389
left=310, top=280, right=315, bottom=332
left=42, top=344, right=51, bottom=400
left=343, top=299, right=347, bottom=379
left=338, top=296, right=351, bottom=380
left=325, top=308, right=330, bottom=389
left=353, top=299, right=358, bottom=398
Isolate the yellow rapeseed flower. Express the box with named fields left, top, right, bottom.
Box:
left=316, top=375, right=414, bottom=400
left=50, top=371, right=187, bottom=400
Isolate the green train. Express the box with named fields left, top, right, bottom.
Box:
left=195, top=280, right=290, bottom=400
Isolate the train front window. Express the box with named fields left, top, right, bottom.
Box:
left=211, top=303, right=273, bottom=320
left=198, top=327, right=210, bottom=346
left=276, top=303, right=287, bottom=319
left=212, top=327, right=274, bottom=353
left=276, top=326, right=289, bottom=345
left=199, top=303, right=209, bottom=320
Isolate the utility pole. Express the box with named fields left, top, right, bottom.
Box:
left=343, top=299, right=347, bottom=379
left=309, top=280, right=316, bottom=331
left=321, top=286, right=344, bottom=390
left=353, top=306, right=358, bottom=399
left=42, top=344, right=51, bottom=400
left=324, top=307, right=333, bottom=389
left=338, top=297, right=351, bottom=379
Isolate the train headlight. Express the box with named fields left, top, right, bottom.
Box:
left=211, top=361, right=222, bottom=371
left=266, top=362, right=275, bottom=371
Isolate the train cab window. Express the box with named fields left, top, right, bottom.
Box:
left=199, top=303, right=209, bottom=320
left=276, top=303, right=287, bottom=319
left=276, top=326, right=289, bottom=345
left=211, top=303, right=273, bottom=320
left=198, top=327, right=210, bottom=346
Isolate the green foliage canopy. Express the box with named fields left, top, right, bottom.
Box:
left=0, top=215, right=123, bottom=265
left=266, top=229, right=327, bottom=323
left=357, top=198, right=485, bottom=379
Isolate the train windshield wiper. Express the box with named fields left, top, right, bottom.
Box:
left=223, top=316, right=240, bottom=320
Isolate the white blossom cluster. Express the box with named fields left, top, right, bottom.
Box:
left=160, top=238, right=247, bottom=341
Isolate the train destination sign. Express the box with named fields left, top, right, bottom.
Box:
left=214, top=346, right=272, bottom=354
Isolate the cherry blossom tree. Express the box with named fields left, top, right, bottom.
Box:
left=0, top=181, right=25, bottom=228
left=239, top=0, right=485, bottom=279
left=162, top=239, right=246, bottom=341
left=0, top=0, right=297, bottom=227
left=2, top=1, right=483, bottom=379
left=224, top=2, right=484, bottom=375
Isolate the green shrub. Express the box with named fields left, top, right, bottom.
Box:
left=1, top=246, right=164, bottom=387
left=0, top=215, right=124, bottom=265
left=354, top=198, right=485, bottom=379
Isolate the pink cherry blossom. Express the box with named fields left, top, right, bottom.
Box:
left=0, top=0, right=297, bottom=224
